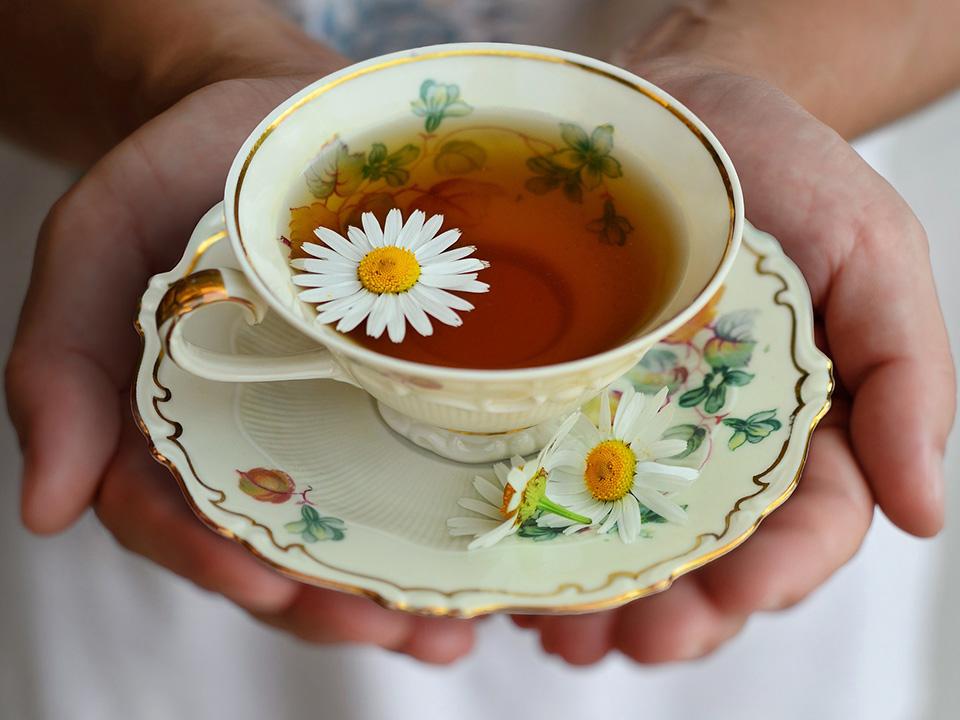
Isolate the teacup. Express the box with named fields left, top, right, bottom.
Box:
left=156, top=43, right=743, bottom=463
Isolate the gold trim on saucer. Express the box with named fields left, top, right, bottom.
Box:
left=132, top=230, right=833, bottom=618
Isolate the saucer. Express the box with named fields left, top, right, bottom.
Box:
left=134, top=221, right=832, bottom=617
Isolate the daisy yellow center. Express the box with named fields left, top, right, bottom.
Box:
left=357, top=247, right=421, bottom=294
left=584, top=440, right=636, bottom=501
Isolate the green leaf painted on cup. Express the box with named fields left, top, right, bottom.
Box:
left=434, top=140, right=487, bottom=175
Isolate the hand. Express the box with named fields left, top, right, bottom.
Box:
left=5, top=72, right=474, bottom=663
left=514, top=60, right=956, bottom=665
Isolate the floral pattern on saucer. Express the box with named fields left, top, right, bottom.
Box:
left=134, top=221, right=832, bottom=617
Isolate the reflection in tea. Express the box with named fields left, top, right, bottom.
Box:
left=286, top=113, right=685, bottom=369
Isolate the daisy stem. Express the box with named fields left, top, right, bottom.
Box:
left=538, top=497, right=591, bottom=525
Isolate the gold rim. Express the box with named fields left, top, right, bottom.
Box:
left=229, top=47, right=739, bottom=380
left=132, top=228, right=833, bottom=618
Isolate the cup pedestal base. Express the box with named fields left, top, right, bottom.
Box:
left=376, top=403, right=562, bottom=463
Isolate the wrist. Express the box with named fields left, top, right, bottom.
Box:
left=621, top=4, right=837, bottom=126
left=117, top=0, right=343, bottom=130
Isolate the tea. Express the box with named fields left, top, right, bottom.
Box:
left=286, top=113, right=685, bottom=369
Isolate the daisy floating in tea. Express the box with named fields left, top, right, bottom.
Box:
left=290, top=208, right=489, bottom=343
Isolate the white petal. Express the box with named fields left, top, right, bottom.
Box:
left=635, top=474, right=694, bottom=493
left=614, top=389, right=644, bottom=440
left=420, top=258, right=488, bottom=275
left=572, top=414, right=605, bottom=447
left=297, top=282, right=362, bottom=302
left=414, top=228, right=461, bottom=259
left=296, top=272, right=359, bottom=286
left=646, top=439, right=688, bottom=460
left=417, top=272, right=476, bottom=287
left=537, top=513, right=576, bottom=528
left=611, top=386, right=638, bottom=438
left=347, top=225, right=373, bottom=254
left=335, top=292, right=377, bottom=332
left=407, top=285, right=463, bottom=327
left=618, top=493, right=641, bottom=543
left=383, top=208, right=403, bottom=245
left=493, top=463, right=511, bottom=486
left=633, top=489, right=688, bottom=524
left=568, top=499, right=607, bottom=520
left=447, top=517, right=499, bottom=535
left=473, top=476, right=504, bottom=506
left=652, top=386, right=670, bottom=409
left=598, top=500, right=622, bottom=535
left=396, top=210, right=426, bottom=249
left=361, top=212, right=384, bottom=247
left=468, top=519, right=517, bottom=550
left=635, top=461, right=700, bottom=483
left=545, top=449, right=584, bottom=472
left=315, top=291, right=367, bottom=316
left=457, top=497, right=502, bottom=520
left=301, top=242, right=352, bottom=262
left=315, top=294, right=366, bottom=323
left=398, top=292, right=433, bottom=337
left=365, top=294, right=391, bottom=338
left=314, top=226, right=363, bottom=261
left=429, top=245, right=476, bottom=264
left=599, top=391, right=612, bottom=435
left=455, top=280, right=490, bottom=294
left=410, top=213, right=445, bottom=251
left=292, top=272, right=358, bottom=288
left=290, top=257, right=357, bottom=274
left=418, top=286, right=474, bottom=312
left=385, top=295, right=407, bottom=343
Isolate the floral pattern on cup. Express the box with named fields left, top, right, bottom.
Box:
left=285, top=80, right=635, bottom=255
left=410, top=80, right=473, bottom=132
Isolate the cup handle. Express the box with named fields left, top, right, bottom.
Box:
left=156, top=266, right=358, bottom=384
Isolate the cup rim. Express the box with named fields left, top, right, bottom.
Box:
left=224, top=42, right=744, bottom=382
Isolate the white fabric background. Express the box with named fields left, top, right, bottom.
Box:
left=0, top=10, right=958, bottom=718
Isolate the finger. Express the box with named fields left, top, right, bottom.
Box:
left=6, top=81, right=291, bottom=533
left=6, top=346, right=123, bottom=533
left=258, top=589, right=475, bottom=664
left=612, top=576, right=747, bottom=664
left=393, top=616, right=476, bottom=664
left=537, top=612, right=616, bottom=665
left=826, top=213, right=955, bottom=535
left=95, top=417, right=299, bottom=613
left=695, top=423, right=873, bottom=614
left=510, top=615, right=538, bottom=630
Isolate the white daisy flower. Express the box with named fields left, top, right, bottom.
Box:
left=290, top=208, right=489, bottom=343
left=542, top=386, right=700, bottom=544
left=447, top=414, right=591, bottom=550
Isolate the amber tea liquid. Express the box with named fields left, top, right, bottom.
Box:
left=287, top=113, right=685, bottom=369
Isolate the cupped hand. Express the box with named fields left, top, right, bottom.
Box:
left=5, top=72, right=473, bottom=663
left=516, top=60, right=956, bottom=664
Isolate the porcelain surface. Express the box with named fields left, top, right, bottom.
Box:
left=135, top=221, right=831, bottom=617
left=157, top=43, right=744, bottom=436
